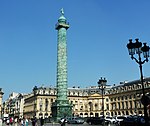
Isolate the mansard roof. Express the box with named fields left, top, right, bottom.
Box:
left=111, top=77, right=150, bottom=88
left=124, top=77, right=150, bottom=86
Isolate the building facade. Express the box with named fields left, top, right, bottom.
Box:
left=0, top=88, right=4, bottom=118
left=23, top=86, right=57, bottom=119
left=3, top=92, right=27, bottom=119
left=108, top=77, right=150, bottom=117
left=2, top=77, right=150, bottom=119
left=23, top=78, right=150, bottom=119
left=22, top=85, right=111, bottom=119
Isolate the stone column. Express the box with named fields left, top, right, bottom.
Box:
left=51, top=9, right=72, bottom=121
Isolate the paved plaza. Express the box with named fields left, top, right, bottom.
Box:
left=2, top=122, right=115, bottom=126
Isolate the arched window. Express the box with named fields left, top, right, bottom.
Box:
left=45, top=113, right=48, bottom=118
left=80, top=113, right=83, bottom=117
left=45, top=98, right=49, bottom=111
left=89, top=102, right=93, bottom=111
left=39, top=113, right=43, bottom=118
left=95, top=103, right=98, bottom=110
left=39, top=98, right=42, bottom=111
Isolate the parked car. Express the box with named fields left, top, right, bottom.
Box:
left=115, top=116, right=127, bottom=125
left=123, top=115, right=147, bottom=126
left=119, top=116, right=137, bottom=126
left=86, top=117, right=110, bottom=125
left=116, top=115, right=147, bottom=126
left=105, top=116, right=116, bottom=124
left=66, top=117, right=84, bottom=124
left=86, top=117, right=103, bottom=125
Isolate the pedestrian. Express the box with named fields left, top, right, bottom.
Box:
left=25, top=118, right=28, bottom=126
left=14, top=118, right=18, bottom=126
left=61, top=118, right=66, bottom=126
left=21, top=118, right=24, bottom=126
left=0, top=118, right=2, bottom=126
left=6, top=119, right=9, bottom=126
left=40, top=117, right=44, bottom=126
left=10, top=117, right=13, bottom=125
left=31, top=117, right=37, bottom=126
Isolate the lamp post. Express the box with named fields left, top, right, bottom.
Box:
left=127, top=38, right=150, bottom=125
left=98, top=77, right=107, bottom=125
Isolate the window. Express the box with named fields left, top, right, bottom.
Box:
left=122, top=102, right=124, bottom=109
left=106, top=104, right=109, bottom=110
left=134, top=101, right=136, bottom=108
left=89, top=102, right=93, bottom=111
left=39, top=99, right=42, bottom=111
left=106, top=98, right=109, bottom=102
left=45, top=99, right=48, bottom=111
left=84, top=104, right=88, bottom=111
left=95, top=104, right=98, bottom=110
left=125, top=101, right=128, bottom=109
left=80, top=106, right=83, bottom=111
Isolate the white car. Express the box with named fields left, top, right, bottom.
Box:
left=105, top=116, right=116, bottom=124
left=115, top=116, right=126, bottom=125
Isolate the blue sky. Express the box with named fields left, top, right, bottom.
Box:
left=0, top=0, right=150, bottom=100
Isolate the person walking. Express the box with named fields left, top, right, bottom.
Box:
left=0, top=118, right=2, bottom=126
left=61, top=118, right=66, bottom=126
left=40, top=117, right=44, bottom=126
left=9, top=117, right=13, bottom=125
left=14, top=118, right=18, bottom=126
left=21, top=118, right=24, bottom=126
left=6, top=119, right=9, bottom=126
left=25, top=118, right=28, bottom=126
left=31, top=117, right=37, bottom=126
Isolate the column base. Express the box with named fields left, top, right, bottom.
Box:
left=51, top=100, right=72, bottom=122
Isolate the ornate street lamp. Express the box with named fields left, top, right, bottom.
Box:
left=127, top=38, right=150, bottom=125
left=97, top=77, right=107, bottom=122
